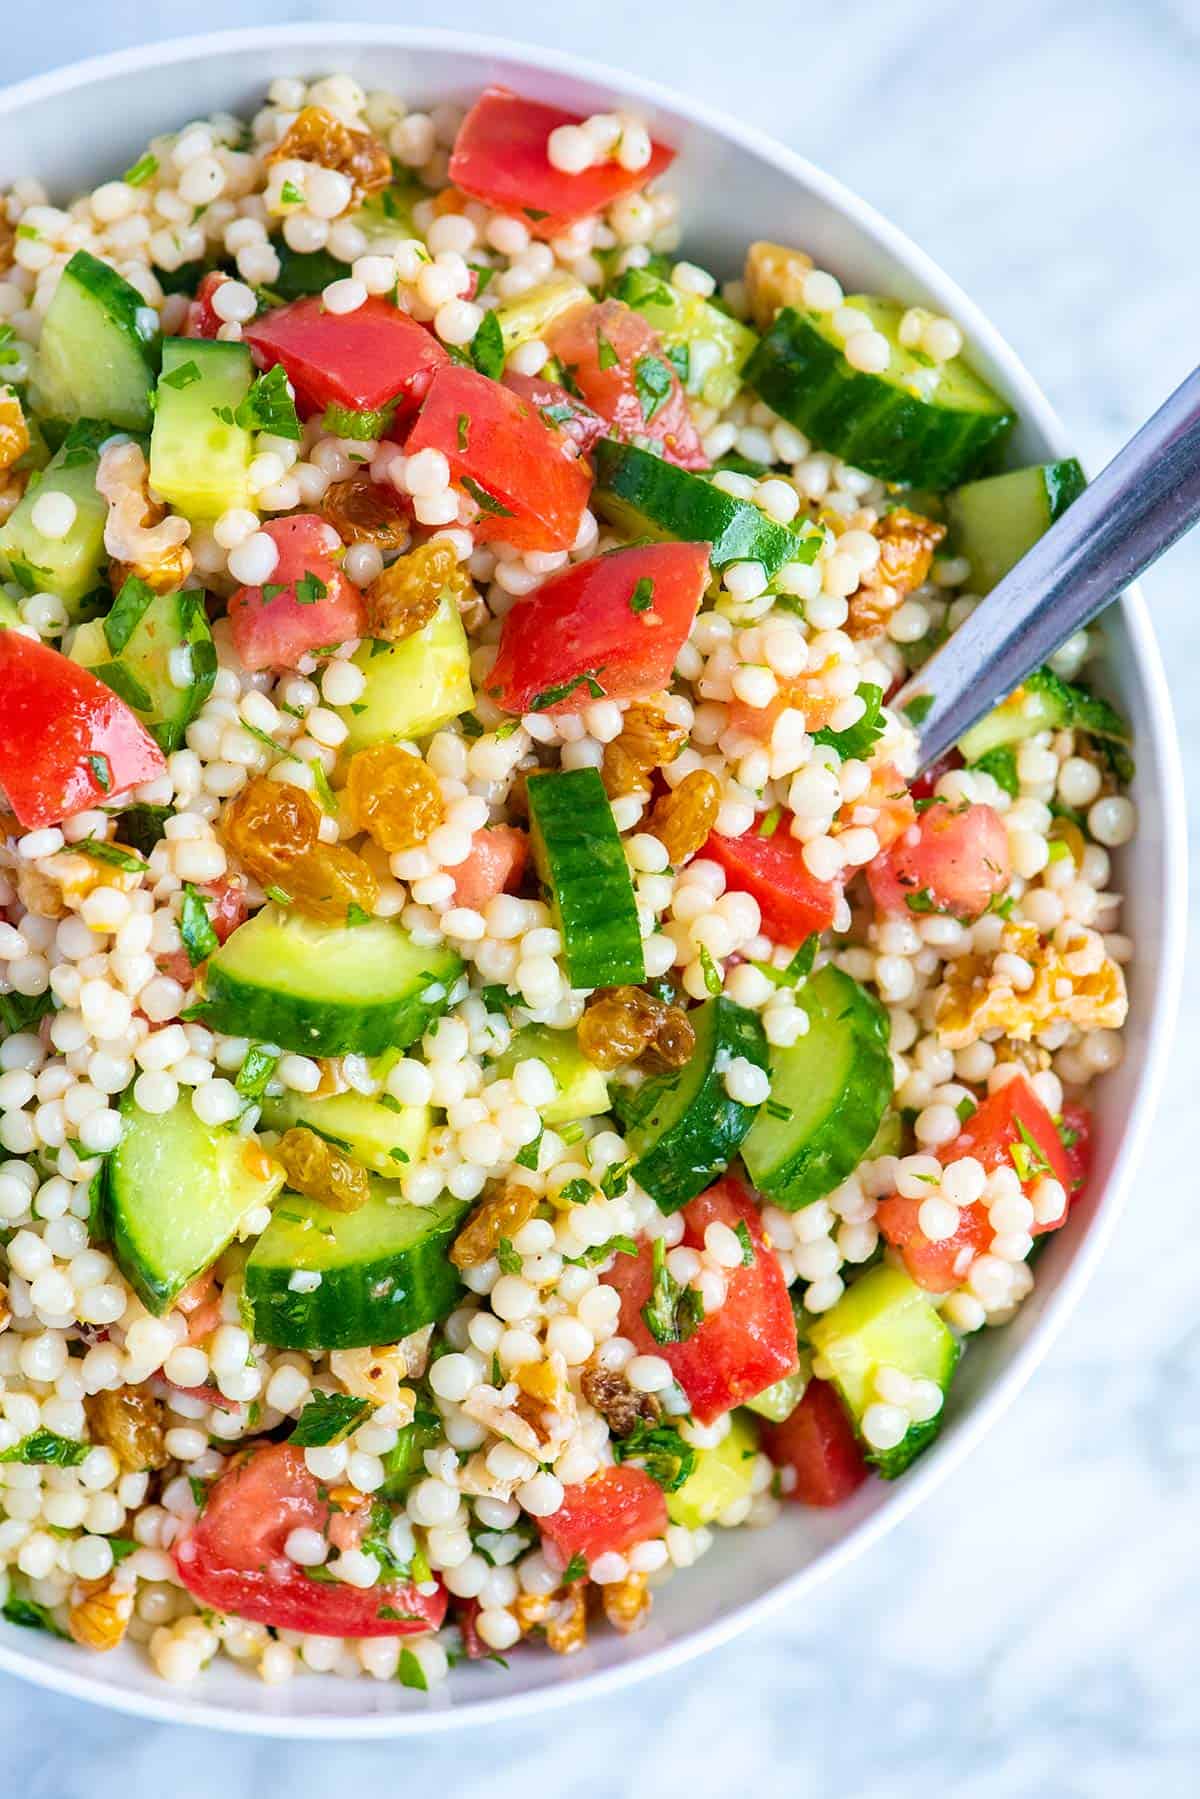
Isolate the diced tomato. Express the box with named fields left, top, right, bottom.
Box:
left=878, top=1075, right=1076, bottom=1292
left=184, top=270, right=229, bottom=339
left=0, top=631, right=166, bottom=829
left=158, top=877, right=249, bottom=984
left=404, top=363, right=592, bottom=553
left=164, top=1381, right=239, bottom=1414
left=486, top=542, right=708, bottom=715
left=1058, top=1100, right=1092, bottom=1198
left=174, top=1444, right=445, bottom=1635
left=449, top=87, right=675, bottom=240
left=603, top=1177, right=798, bottom=1424
left=450, top=825, right=529, bottom=909
left=867, top=800, right=1010, bottom=921
left=909, top=747, right=964, bottom=802
left=546, top=299, right=706, bottom=469
left=175, top=1268, right=223, bottom=1344
left=540, top=1465, right=668, bottom=1568
left=226, top=515, right=363, bottom=672
left=457, top=1598, right=489, bottom=1659
left=725, top=682, right=841, bottom=746
left=245, top=295, right=449, bottom=417
left=762, top=1379, right=868, bottom=1507
left=502, top=368, right=606, bottom=454
left=703, top=816, right=842, bottom=947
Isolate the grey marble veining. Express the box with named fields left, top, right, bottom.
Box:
left=3, top=3, right=1198, bottom=1792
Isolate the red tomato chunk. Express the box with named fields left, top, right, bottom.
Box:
left=245, top=295, right=448, bottom=417
left=227, top=514, right=363, bottom=672
left=540, top=1465, right=668, bottom=1568
left=501, top=368, right=606, bottom=454
left=184, top=270, right=229, bottom=340
left=867, top=800, right=1010, bottom=921
left=449, top=86, right=675, bottom=240
left=703, top=816, right=842, bottom=947
left=546, top=298, right=706, bottom=470
left=0, top=631, right=165, bottom=829
left=603, top=1177, right=798, bottom=1424
left=174, top=1444, right=445, bottom=1635
left=486, top=541, right=708, bottom=715
left=762, top=1378, right=868, bottom=1508
left=450, top=825, right=529, bottom=909
left=404, top=363, right=592, bottom=554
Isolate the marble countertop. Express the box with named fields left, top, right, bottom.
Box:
left=4, top=2, right=1197, bottom=1792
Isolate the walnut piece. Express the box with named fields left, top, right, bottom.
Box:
left=847, top=507, right=946, bottom=639
left=68, top=1578, right=135, bottom=1651
left=744, top=241, right=813, bottom=332
left=936, top=919, right=1128, bottom=1049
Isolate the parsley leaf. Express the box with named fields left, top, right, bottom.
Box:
left=612, top=1419, right=696, bottom=1492
left=563, top=1234, right=638, bottom=1268
left=85, top=753, right=112, bottom=794
left=123, top=151, right=159, bottom=187
left=63, top=838, right=145, bottom=875
left=235, top=1043, right=279, bottom=1102
left=529, top=670, right=606, bottom=710
left=0, top=1430, right=88, bottom=1467
left=699, top=945, right=723, bottom=996
left=813, top=682, right=886, bottom=761
left=294, top=570, right=328, bottom=606
left=456, top=412, right=470, bottom=451
left=596, top=329, right=619, bottom=370
left=397, top=1645, right=429, bottom=1689
left=470, top=308, right=505, bottom=381
left=235, top=363, right=301, bottom=439
left=633, top=353, right=674, bottom=422
left=161, top=359, right=201, bottom=391
left=902, top=693, right=933, bottom=726
left=734, top=1219, right=755, bottom=1266
left=970, top=746, right=1020, bottom=798
left=104, top=573, right=156, bottom=655
left=497, top=1237, right=522, bottom=1275
left=561, top=1551, right=588, bottom=1584
left=461, top=475, right=515, bottom=518
left=558, top=1177, right=596, bottom=1206
left=288, top=1391, right=376, bottom=1447
left=641, top=1237, right=705, bottom=1345
left=628, top=576, right=654, bottom=614
left=180, top=883, right=219, bottom=967
left=515, top=1123, right=544, bottom=1171
left=2, top=1592, right=65, bottom=1636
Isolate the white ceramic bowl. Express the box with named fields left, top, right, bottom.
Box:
left=0, top=23, right=1186, bottom=1738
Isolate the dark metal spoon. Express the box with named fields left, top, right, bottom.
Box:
left=894, top=365, right=1200, bottom=771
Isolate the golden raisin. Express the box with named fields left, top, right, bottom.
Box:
left=646, top=769, right=722, bottom=864
left=602, top=699, right=686, bottom=799
left=0, top=474, right=25, bottom=526
left=545, top=1586, right=588, bottom=1655
left=0, top=213, right=14, bottom=275
left=602, top=1571, right=651, bottom=1635
left=267, top=105, right=392, bottom=200
left=345, top=744, right=445, bottom=854
left=321, top=471, right=411, bottom=552
left=450, top=1180, right=539, bottom=1269
left=642, top=1004, right=696, bottom=1072
left=364, top=540, right=467, bottom=643
left=514, top=1591, right=554, bottom=1633
left=222, top=775, right=377, bottom=922
left=581, top=1361, right=660, bottom=1437
left=0, top=1281, right=9, bottom=1333
left=277, top=1126, right=371, bottom=1213
left=83, top=1386, right=168, bottom=1473
left=578, top=986, right=663, bottom=1069
left=283, top=839, right=380, bottom=924
left=68, top=1579, right=134, bottom=1651
left=0, top=388, right=29, bottom=475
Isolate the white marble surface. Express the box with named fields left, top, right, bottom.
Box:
left=3, top=1, right=1198, bottom=1791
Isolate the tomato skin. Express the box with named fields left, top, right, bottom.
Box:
left=501, top=369, right=606, bottom=454
left=703, top=817, right=841, bottom=946
left=174, top=1444, right=445, bottom=1636
left=878, top=1075, right=1076, bottom=1291
left=540, top=1465, right=668, bottom=1567
left=603, top=1177, right=799, bottom=1424
left=762, top=1379, right=868, bottom=1507
left=405, top=364, right=592, bottom=553
left=450, top=825, right=529, bottom=909
left=546, top=299, right=706, bottom=469
left=867, top=801, right=1010, bottom=921
left=487, top=541, right=707, bottom=715
left=245, top=296, right=449, bottom=416
left=184, top=271, right=229, bottom=339
left=227, top=515, right=363, bottom=672
left=0, top=631, right=166, bottom=829
left=449, top=87, right=675, bottom=239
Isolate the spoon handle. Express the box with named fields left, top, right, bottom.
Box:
left=896, top=363, right=1200, bottom=770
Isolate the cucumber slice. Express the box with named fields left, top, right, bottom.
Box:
left=244, top=1183, right=466, bottom=1351
left=614, top=995, right=768, bottom=1212
left=593, top=439, right=815, bottom=578
left=743, top=1360, right=809, bottom=1423
left=745, top=300, right=1015, bottom=488
left=490, top=1023, right=609, bottom=1124
left=71, top=580, right=216, bottom=753
left=270, top=242, right=349, bottom=300
left=614, top=268, right=759, bottom=410
left=0, top=420, right=113, bottom=614
left=526, top=768, right=645, bottom=990
left=149, top=338, right=255, bottom=519
left=33, top=250, right=159, bottom=432
left=259, top=1085, right=430, bottom=1178
left=494, top=277, right=590, bottom=353
left=957, top=665, right=1131, bottom=765
left=666, top=1409, right=759, bottom=1528
left=107, top=1093, right=285, bottom=1313
left=948, top=459, right=1085, bottom=596
left=0, top=594, right=19, bottom=628
left=809, top=1266, right=959, bottom=1477
left=741, top=966, right=891, bottom=1210
left=199, top=907, right=463, bottom=1058
left=338, top=594, right=473, bottom=751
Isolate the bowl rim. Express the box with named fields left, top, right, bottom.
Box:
left=0, top=19, right=1187, bottom=1739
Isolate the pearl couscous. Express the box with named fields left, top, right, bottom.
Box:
left=0, top=75, right=1132, bottom=1691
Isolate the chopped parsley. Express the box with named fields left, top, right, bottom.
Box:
left=969, top=746, right=1020, bottom=798
left=2, top=1593, right=65, bottom=1636
left=63, top=838, right=145, bottom=875
left=641, top=1236, right=705, bottom=1345
left=496, top=1237, right=522, bottom=1275
left=735, top=1219, right=755, bottom=1266
left=813, top=682, right=886, bottom=761
left=612, top=1419, right=696, bottom=1492
left=161, top=359, right=202, bottom=391
left=1010, top=1118, right=1053, bottom=1184
left=104, top=573, right=156, bottom=655
left=596, top=329, right=619, bottom=370
left=560, top=1552, right=588, bottom=1584
left=699, top=945, right=723, bottom=996
left=235, top=1044, right=279, bottom=1102
left=515, top=1122, right=544, bottom=1170
left=456, top=412, right=470, bottom=451
left=85, top=753, right=113, bottom=794
left=558, top=1177, right=596, bottom=1206
left=279, top=179, right=304, bottom=206
left=955, top=1096, right=978, bottom=1124
left=227, top=362, right=301, bottom=439
left=564, top=1234, right=638, bottom=1268
left=288, top=1391, right=375, bottom=1447
left=529, top=670, right=606, bottom=710
left=294, top=569, right=328, bottom=606
left=461, top=475, right=515, bottom=518
left=902, top=693, right=934, bottom=726
left=633, top=353, right=674, bottom=422
left=0, top=1430, right=88, bottom=1467
left=179, top=884, right=219, bottom=967
left=123, top=151, right=159, bottom=187
left=757, top=806, right=782, bottom=838
left=397, top=1646, right=429, bottom=1690
left=470, top=308, right=505, bottom=381
left=628, top=576, right=655, bottom=614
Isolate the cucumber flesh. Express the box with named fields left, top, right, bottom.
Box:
left=150, top=337, right=255, bottom=519
left=72, top=580, right=216, bottom=753
left=809, top=1266, right=959, bottom=1478
left=947, top=459, right=1085, bottom=595
left=614, top=267, right=759, bottom=410
left=244, top=1183, right=467, bottom=1351
left=107, top=1093, right=285, bottom=1313
left=526, top=768, right=645, bottom=990
left=666, top=1410, right=759, bottom=1528
left=0, top=420, right=114, bottom=614
left=614, top=995, right=768, bottom=1213
left=593, top=438, right=815, bottom=577
left=957, top=665, right=1130, bottom=764
left=258, top=1085, right=431, bottom=1178
left=490, top=1023, right=609, bottom=1124
left=33, top=250, right=159, bottom=432
left=338, top=594, right=473, bottom=750
left=199, top=906, right=463, bottom=1058
left=495, top=277, right=591, bottom=353
left=746, top=298, right=1015, bottom=488
left=741, top=965, right=891, bottom=1210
